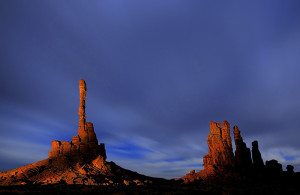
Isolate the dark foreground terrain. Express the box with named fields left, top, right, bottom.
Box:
left=1, top=172, right=300, bottom=195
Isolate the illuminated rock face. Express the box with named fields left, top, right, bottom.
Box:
left=234, top=126, right=252, bottom=168
left=48, top=80, right=106, bottom=159
left=203, top=121, right=235, bottom=168
left=181, top=121, right=253, bottom=183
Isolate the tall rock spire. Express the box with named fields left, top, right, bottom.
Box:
left=221, top=121, right=231, bottom=147
left=252, top=140, right=264, bottom=169
left=79, top=80, right=86, bottom=125
left=49, top=80, right=106, bottom=160
left=78, top=80, right=88, bottom=143
left=233, top=126, right=252, bottom=168
left=203, top=121, right=235, bottom=168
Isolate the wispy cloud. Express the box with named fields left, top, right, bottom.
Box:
left=0, top=137, right=49, bottom=170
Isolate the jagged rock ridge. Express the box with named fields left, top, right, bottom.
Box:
left=179, top=120, right=294, bottom=183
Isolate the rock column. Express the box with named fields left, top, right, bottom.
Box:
left=78, top=80, right=88, bottom=143
left=252, top=140, right=264, bottom=169
left=203, top=121, right=235, bottom=168
left=49, top=80, right=106, bottom=160
left=233, top=126, right=252, bottom=168
left=221, top=121, right=235, bottom=166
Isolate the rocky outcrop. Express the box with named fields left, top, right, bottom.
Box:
left=286, top=165, right=294, bottom=173
left=252, top=141, right=264, bottom=169
left=0, top=80, right=165, bottom=186
left=233, top=126, right=252, bottom=168
left=203, top=121, right=235, bottom=168
left=266, top=159, right=282, bottom=174
left=48, top=80, right=106, bottom=160
left=180, top=121, right=298, bottom=184
left=181, top=121, right=238, bottom=183
left=0, top=156, right=165, bottom=185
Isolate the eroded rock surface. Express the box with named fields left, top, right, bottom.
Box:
left=181, top=121, right=238, bottom=183
left=203, top=121, right=235, bottom=168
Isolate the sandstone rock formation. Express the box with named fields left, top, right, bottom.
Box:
left=48, top=80, right=106, bottom=160
left=181, top=121, right=238, bottom=183
left=203, top=121, right=235, bottom=168
left=179, top=121, right=298, bottom=184
left=0, top=80, right=165, bottom=186
left=234, top=126, right=252, bottom=168
left=1, top=80, right=297, bottom=187
left=252, top=140, right=264, bottom=169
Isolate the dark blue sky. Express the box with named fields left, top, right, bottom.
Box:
left=1, top=1, right=300, bottom=179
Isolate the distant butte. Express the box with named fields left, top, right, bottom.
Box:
left=0, top=80, right=166, bottom=185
